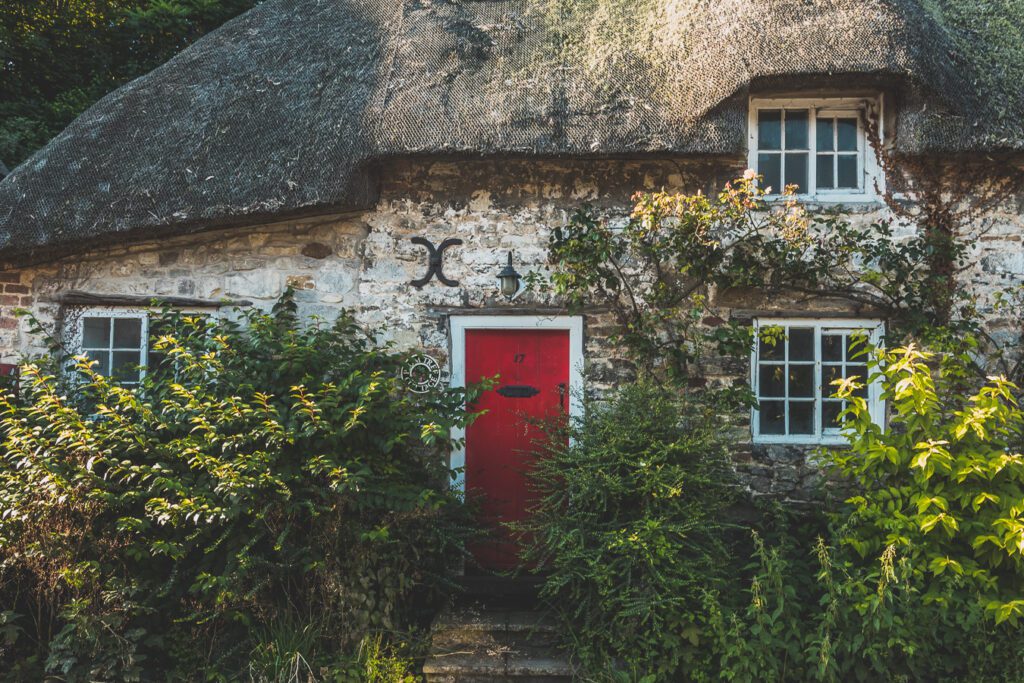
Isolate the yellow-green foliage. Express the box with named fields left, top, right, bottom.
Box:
left=829, top=342, right=1024, bottom=623
left=0, top=293, right=479, bottom=681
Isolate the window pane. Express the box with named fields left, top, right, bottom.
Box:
left=759, top=334, right=784, bottom=361
left=788, top=328, right=814, bottom=361
left=84, top=349, right=110, bottom=375
left=112, top=351, right=142, bottom=382
left=759, top=365, right=786, bottom=397
left=837, top=154, right=858, bottom=189
left=789, top=365, right=814, bottom=398
left=758, top=110, right=782, bottom=150
left=816, top=117, right=834, bottom=151
left=784, top=153, right=807, bottom=192
left=822, top=401, right=844, bottom=430
left=845, top=363, right=868, bottom=381
left=822, top=364, right=844, bottom=396
left=758, top=153, right=781, bottom=194
left=789, top=401, right=814, bottom=435
left=816, top=154, right=834, bottom=189
left=845, top=333, right=868, bottom=360
left=113, top=318, right=142, bottom=348
left=837, top=118, right=858, bottom=151
left=785, top=110, right=808, bottom=149
left=83, top=317, right=110, bottom=348
left=821, top=334, right=843, bottom=362
left=759, top=400, right=785, bottom=435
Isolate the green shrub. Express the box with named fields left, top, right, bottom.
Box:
left=526, top=345, right=1024, bottom=681
left=711, top=341, right=1024, bottom=683
left=712, top=531, right=1024, bottom=682
left=247, top=625, right=418, bottom=683
left=356, top=635, right=418, bottom=683
left=0, top=293, right=479, bottom=680
left=819, top=341, right=1024, bottom=680
left=521, top=381, right=738, bottom=679
left=827, top=342, right=1024, bottom=617
left=710, top=532, right=816, bottom=682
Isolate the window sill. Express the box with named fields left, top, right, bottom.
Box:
left=753, top=436, right=850, bottom=447
left=762, top=194, right=883, bottom=208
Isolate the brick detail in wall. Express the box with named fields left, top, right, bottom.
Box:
left=0, top=272, right=24, bottom=349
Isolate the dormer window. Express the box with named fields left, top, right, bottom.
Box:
left=748, top=97, right=883, bottom=202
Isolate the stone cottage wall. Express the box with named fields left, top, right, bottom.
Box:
left=2, top=157, right=1023, bottom=502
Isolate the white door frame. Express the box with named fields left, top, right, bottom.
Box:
left=448, top=315, right=585, bottom=492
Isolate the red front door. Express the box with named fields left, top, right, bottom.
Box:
left=464, top=328, right=570, bottom=571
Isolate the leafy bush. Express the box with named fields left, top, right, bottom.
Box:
left=709, top=529, right=1024, bottom=683
left=821, top=341, right=1024, bottom=679
left=0, top=294, right=479, bottom=680
left=521, top=382, right=738, bottom=678
left=828, top=342, right=1024, bottom=618
left=709, top=532, right=818, bottom=682
left=709, top=341, right=1024, bottom=683
left=526, top=347, right=1024, bottom=681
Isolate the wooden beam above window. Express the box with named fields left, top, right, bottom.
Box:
left=49, top=290, right=251, bottom=308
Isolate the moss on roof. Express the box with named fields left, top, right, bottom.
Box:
left=0, top=0, right=1020, bottom=262
left=921, top=0, right=1024, bottom=145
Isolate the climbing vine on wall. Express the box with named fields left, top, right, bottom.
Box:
left=538, top=166, right=1024, bottom=386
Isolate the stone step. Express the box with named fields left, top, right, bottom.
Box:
left=423, top=649, right=573, bottom=682
left=430, top=633, right=564, bottom=662
left=457, top=574, right=545, bottom=607
left=424, top=605, right=572, bottom=682
left=432, top=607, right=560, bottom=635
left=424, top=655, right=572, bottom=682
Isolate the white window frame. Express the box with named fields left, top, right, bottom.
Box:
left=71, top=308, right=150, bottom=385
left=751, top=318, right=884, bottom=445
left=747, top=96, right=884, bottom=203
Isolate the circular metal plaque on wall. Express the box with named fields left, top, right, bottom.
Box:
left=401, top=353, right=442, bottom=393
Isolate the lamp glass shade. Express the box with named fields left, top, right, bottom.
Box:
left=499, top=274, right=519, bottom=298
left=497, top=253, right=521, bottom=299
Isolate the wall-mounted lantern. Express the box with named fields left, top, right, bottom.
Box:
left=496, top=252, right=522, bottom=300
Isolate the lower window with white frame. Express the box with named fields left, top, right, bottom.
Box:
left=74, top=310, right=150, bottom=386
left=751, top=319, right=883, bottom=444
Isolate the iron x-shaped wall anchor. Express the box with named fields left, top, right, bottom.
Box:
left=409, top=237, right=463, bottom=288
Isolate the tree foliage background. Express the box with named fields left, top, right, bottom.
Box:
left=0, top=0, right=259, bottom=170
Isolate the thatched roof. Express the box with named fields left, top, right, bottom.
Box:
left=0, top=0, right=1021, bottom=261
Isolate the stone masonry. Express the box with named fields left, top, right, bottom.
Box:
left=2, top=157, right=1023, bottom=502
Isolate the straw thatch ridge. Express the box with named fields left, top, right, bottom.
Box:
left=0, top=0, right=1021, bottom=261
